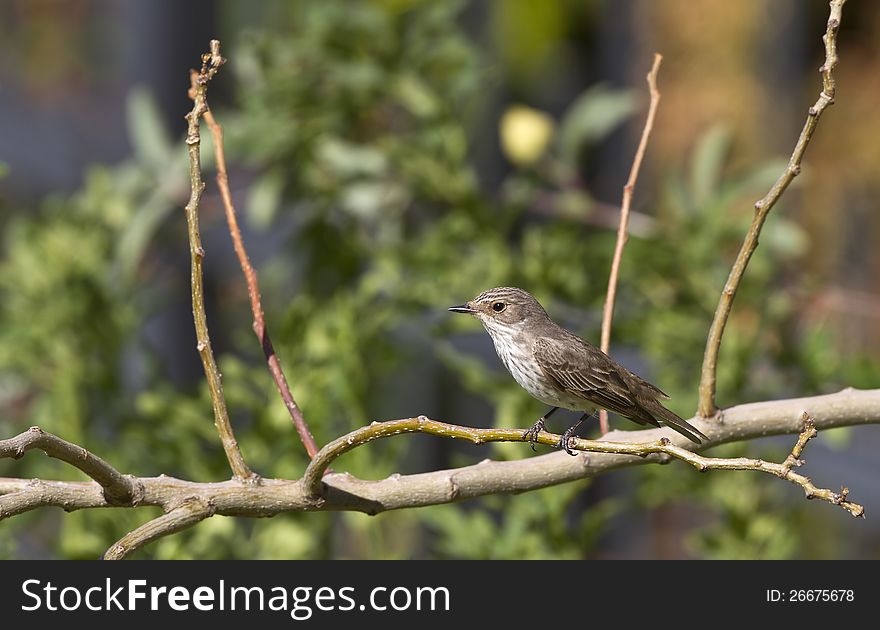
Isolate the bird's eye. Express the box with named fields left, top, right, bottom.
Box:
left=492, top=302, right=506, bottom=312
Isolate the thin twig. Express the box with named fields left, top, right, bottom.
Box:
left=598, top=53, right=663, bottom=434
left=102, top=497, right=214, bottom=560
left=697, top=0, right=847, bottom=417
left=184, top=41, right=256, bottom=481
left=0, top=427, right=143, bottom=505
left=203, top=110, right=320, bottom=460
left=1, top=389, right=875, bottom=532
left=302, top=411, right=863, bottom=518
left=782, top=411, right=817, bottom=471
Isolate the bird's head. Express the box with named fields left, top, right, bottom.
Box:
left=448, top=287, right=549, bottom=332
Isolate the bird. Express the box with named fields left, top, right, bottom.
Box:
left=448, top=287, right=707, bottom=454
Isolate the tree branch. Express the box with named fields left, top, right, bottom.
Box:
left=598, top=53, right=663, bottom=434
left=697, top=0, right=847, bottom=417
left=184, top=40, right=256, bottom=481
left=103, top=497, right=214, bottom=560
left=3, top=23, right=865, bottom=558
left=3, top=389, right=875, bottom=544
left=302, top=410, right=862, bottom=518
left=0, top=427, right=143, bottom=505
left=203, top=108, right=319, bottom=460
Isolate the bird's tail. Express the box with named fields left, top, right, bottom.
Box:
left=645, top=401, right=708, bottom=444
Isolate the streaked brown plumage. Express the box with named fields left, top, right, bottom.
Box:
left=449, top=287, right=707, bottom=452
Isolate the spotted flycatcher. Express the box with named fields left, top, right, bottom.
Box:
left=449, top=287, right=707, bottom=453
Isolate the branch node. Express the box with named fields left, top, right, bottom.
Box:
left=239, top=473, right=263, bottom=487
left=446, top=476, right=460, bottom=501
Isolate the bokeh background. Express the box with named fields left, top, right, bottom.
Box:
left=1, top=0, right=879, bottom=559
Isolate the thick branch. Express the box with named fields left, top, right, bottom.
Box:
left=598, top=53, right=663, bottom=434
left=0, top=427, right=142, bottom=505
left=2, top=389, right=875, bottom=530
left=103, top=497, right=214, bottom=560
left=697, top=0, right=847, bottom=417
left=184, top=41, right=255, bottom=481
left=203, top=109, right=319, bottom=460
left=303, top=412, right=861, bottom=517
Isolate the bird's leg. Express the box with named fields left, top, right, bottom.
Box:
left=558, top=411, right=596, bottom=456
left=524, top=406, right=559, bottom=451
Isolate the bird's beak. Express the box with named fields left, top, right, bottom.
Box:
left=448, top=303, right=476, bottom=314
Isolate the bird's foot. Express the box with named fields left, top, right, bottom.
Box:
left=523, top=418, right=546, bottom=451
left=557, top=426, right=579, bottom=456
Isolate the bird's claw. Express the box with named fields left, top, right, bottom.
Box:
left=558, top=428, right=578, bottom=456
left=523, top=418, right=546, bottom=451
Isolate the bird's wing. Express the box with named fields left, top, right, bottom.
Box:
left=532, top=335, right=639, bottom=417
left=626, top=370, right=670, bottom=399
left=533, top=334, right=707, bottom=443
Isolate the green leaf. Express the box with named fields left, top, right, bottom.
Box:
left=393, top=73, right=440, bottom=118
left=115, top=192, right=174, bottom=281
left=689, top=124, right=731, bottom=207
left=763, top=217, right=809, bottom=259
left=340, top=181, right=408, bottom=220
left=557, top=84, right=638, bottom=163
left=126, top=87, right=173, bottom=168
left=247, top=169, right=285, bottom=230
left=316, top=137, right=389, bottom=178
left=725, top=159, right=790, bottom=203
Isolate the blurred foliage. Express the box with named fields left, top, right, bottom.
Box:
left=1, top=0, right=878, bottom=559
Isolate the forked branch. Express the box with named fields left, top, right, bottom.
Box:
left=184, top=40, right=255, bottom=481
left=697, top=0, right=847, bottom=417
left=303, top=410, right=863, bottom=518
left=103, top=497, right=215, bottom=560
left=203, top=108, right=319, bottom=459
left=0, top=427, right=142, bottom=505
left=2, top=389, right=873, bottom=544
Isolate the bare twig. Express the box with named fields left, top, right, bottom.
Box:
left=184, top=41, right=256, bottom=481
left=4, top=388, right=873, bottom=546
left=103, top=497, right=214, bottom=560
left=598, top=53, right=663, bottom=434
left=302, top=411, right=862, bottom=518
left=782, top=411, right=817, bottom=471
left=697, top=0, right=847, bottom=417
left=203, top=109, right=320, bottom=460
left=0, top=427, right=143, bottom=505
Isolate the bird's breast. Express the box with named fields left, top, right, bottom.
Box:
left=484, top=327, right=582, bottom=410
